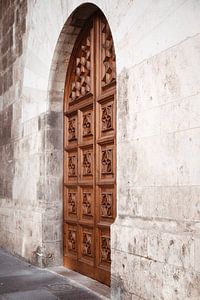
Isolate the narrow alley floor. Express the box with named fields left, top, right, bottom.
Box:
left=0, top=249, right=110, bottom=300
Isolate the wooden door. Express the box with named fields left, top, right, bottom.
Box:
left=63, top=13, right=116, bottom=286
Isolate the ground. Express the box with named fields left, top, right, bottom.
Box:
left=0, top=249, right=109, bottom=300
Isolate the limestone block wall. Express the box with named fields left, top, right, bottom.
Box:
left=0, top=0, right=36, bottom=258
left=112, top=1, right=200, bottom=299
left=0, top=0, right=200, bottom=299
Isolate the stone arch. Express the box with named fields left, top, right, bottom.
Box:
left=47, top=3, right=115, bottom=113
left=41, top=3, right=118, bottom=268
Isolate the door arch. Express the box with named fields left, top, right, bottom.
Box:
left=63, top=12, right=116, bottom=286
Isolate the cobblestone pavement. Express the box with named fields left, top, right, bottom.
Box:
left=0, top=249, right=109, bottom=300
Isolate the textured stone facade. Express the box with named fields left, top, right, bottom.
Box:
left=0, top=0, right=28, bottom=253
left=0, top=0, right=200, bottom=299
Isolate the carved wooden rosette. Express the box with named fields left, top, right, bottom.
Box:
left=64, top=13, right=116, bottom=286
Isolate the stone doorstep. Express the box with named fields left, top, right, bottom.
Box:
left=47, top=266, right=110, bottom=300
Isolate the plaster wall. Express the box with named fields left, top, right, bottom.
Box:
left=0, top=0, right=200, bottom=299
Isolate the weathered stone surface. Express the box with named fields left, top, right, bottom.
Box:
left=1, top=0, right=200, bottom=299
left=112, top=249, right=200, bottom=300
left=0, top=0, right=27, bottom=97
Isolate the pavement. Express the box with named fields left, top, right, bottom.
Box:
left=0, top=249, right=109, bottom=300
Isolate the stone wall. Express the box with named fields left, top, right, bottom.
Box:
left=0, top=0, right=200, bottom=299
left=112, top=1, right=200, bottom=299
left=0, top=0, right=29, bottom=256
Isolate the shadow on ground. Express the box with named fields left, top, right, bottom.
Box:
left=0, top=249, right=108, bottom=300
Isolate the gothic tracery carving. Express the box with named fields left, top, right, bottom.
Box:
left=68, top=230, right=76, bottom=252
left=101, top=149, right=112, bottom=174
left=83, top=192, right=92, bottom=216
left=83, top=112, right=92, bottom=136
left=68, top=117, right=76, bottom=141
left=83, top=152, right=92, bottom=175
left=83, top=232, right=92, bottom=256
left=101, top=236, right=111, bottom=262
left=68, top=155, right=77, bottom=177
left=102, top=104, right=113, bottom=131
left=101, top=193, right=112, bottom=217
left=68, top=192, right=76, bottom=214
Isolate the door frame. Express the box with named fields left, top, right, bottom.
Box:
left=62, top=12, right=116, bottom=285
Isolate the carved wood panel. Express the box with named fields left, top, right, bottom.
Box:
left=68, top=152, right=77, bottom=178
left=101, top=236, right=111, bottom=263
left=83, top=111, right=92, bottom=136
left=82, top=232, right=92, bottom=257
left=102, top=104, right=113, bottom=131
left=99, top=143, right=115, bottom=182
left=83, top=151, right=93, bottom=176
left=81, top=147, right=93, bottom=183
left=101, top=192, right=112, bottom=218
left=68, top=116, right=77, bottom=141
left=64, top=13, right=116, bottom=286
left=99, top=97, right=115, bottom=139
left=69, top=29, right=93, bottom=102
left=68, top=192, right=76, bottom=213
left=64, top=224, right=78, bottom=257
left=68, top=230, right=77, bottom=252
left=79, top=186, right=94, bottom=223
left=101, top=19, right=116, bottom=88
left=83, top=192, right=92, bottom=216
left=101, top=148, right=113, bottom=174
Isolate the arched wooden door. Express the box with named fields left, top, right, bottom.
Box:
left=63, top=13, right=116, bottom=286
